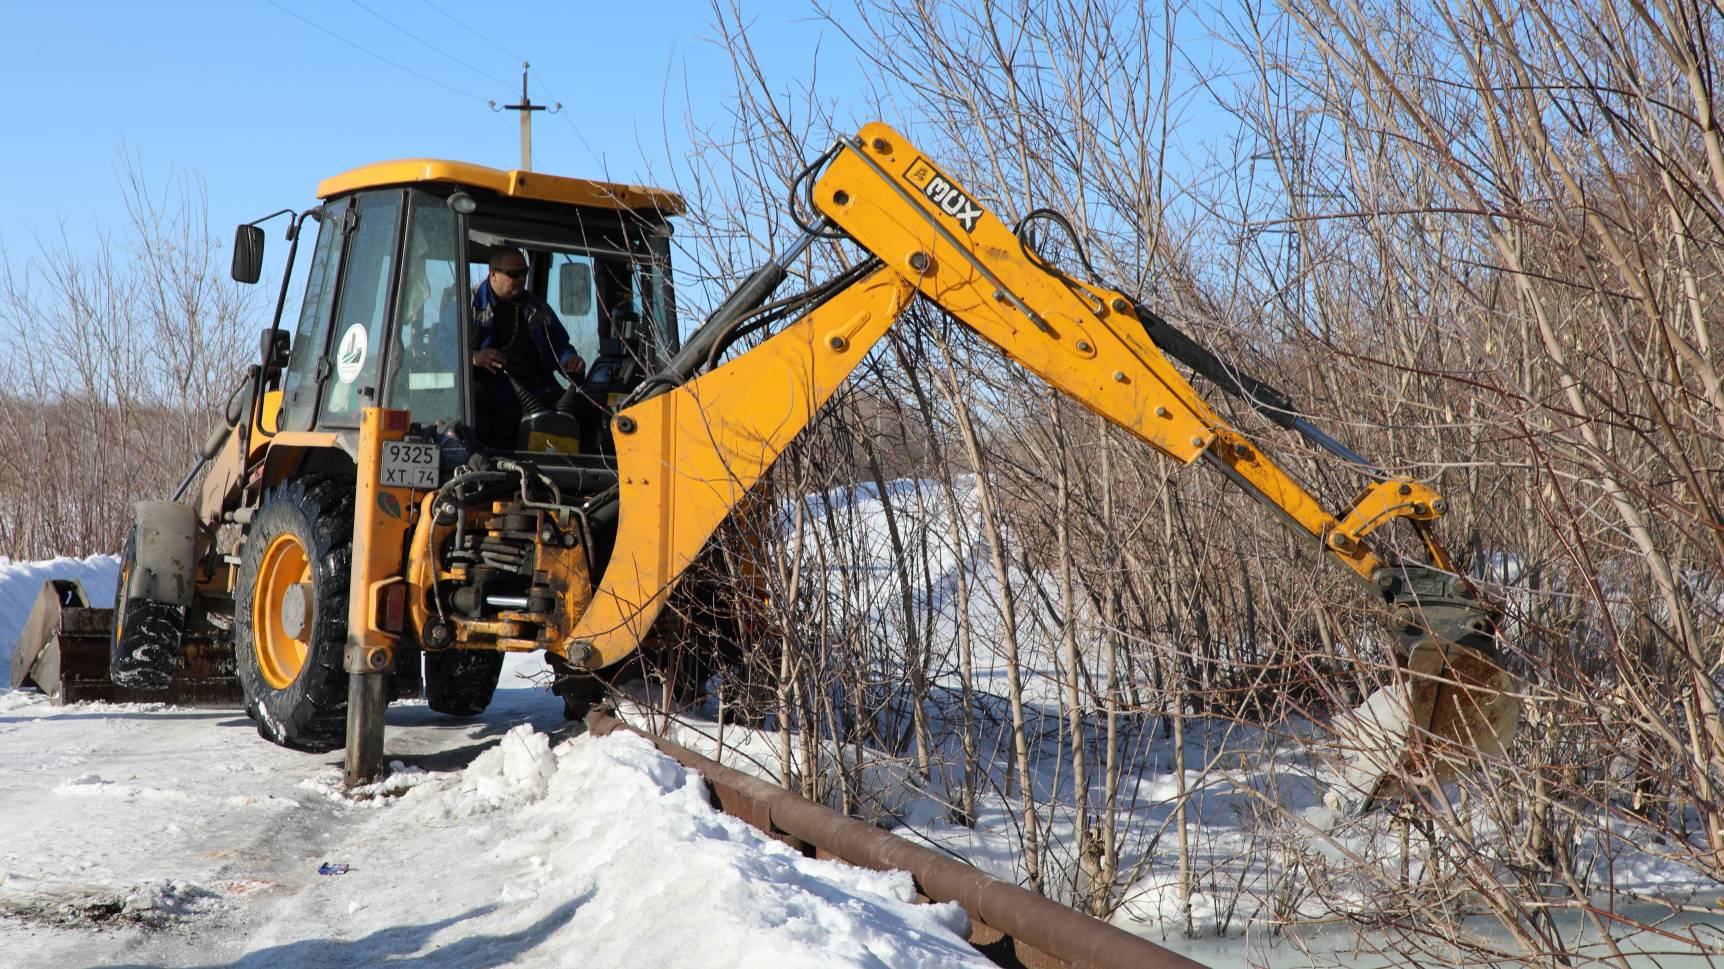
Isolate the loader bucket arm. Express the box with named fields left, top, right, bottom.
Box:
left=571, top=123, right=1517, bottom=793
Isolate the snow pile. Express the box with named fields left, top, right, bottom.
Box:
left=461, top=722, right=559, bottom=806
left=238, top=725, right=988, bottom=968
left=0, top=553, right=117, bottom=685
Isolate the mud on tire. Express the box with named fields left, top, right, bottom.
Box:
left=109, top=528, right=187, bottom=691
left=233, top=477, right=354, bottom=752
left=424, top=649, right=504, bottom=716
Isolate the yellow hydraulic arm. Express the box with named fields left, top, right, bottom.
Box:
left=566, top=121, right=1480, bottom=673
left=557, top=121, right=1521, bottom=811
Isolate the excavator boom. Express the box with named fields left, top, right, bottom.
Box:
left=569, top=122, right=1518, bottom=803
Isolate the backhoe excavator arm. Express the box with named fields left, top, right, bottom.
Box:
left=808, top=126, right=1460, bottom=584
left=568, top=123, right=1518, bottom=799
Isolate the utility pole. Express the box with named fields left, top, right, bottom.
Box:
left=490, top=62, right=560, bottom=171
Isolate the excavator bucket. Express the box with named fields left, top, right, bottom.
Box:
left=1326, top=636, right=1521, bottom=814
left=9, top=579, right=243, bottom=706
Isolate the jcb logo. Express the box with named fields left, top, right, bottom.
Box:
left=905, top=157, right=984, bottom=232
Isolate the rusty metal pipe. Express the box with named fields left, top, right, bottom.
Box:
left=586, top=710, right=1207, bottom=969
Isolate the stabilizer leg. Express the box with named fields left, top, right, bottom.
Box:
left=344, top=671, right=388, bottom=788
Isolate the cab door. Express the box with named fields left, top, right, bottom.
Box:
left=276, top=197, right=350, bottom=433
left=275, top=190, right=408, bottom=433
left=381, top=190, right=468, bottom=428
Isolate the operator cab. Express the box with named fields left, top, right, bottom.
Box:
left=237, top=159, right=682, bottom=482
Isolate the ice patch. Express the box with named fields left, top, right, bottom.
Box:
left=52, top=774, right=196, bottom=802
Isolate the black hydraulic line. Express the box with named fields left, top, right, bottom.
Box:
left=1014, top=208, right=1102, bottom=281
left=628, top=226, right=826, bottom=404
left=1119, top=298, right=1299, bottom=428
left=788, top=141, right=851, bottom=240
left=704, top=255, right=882, bottom=368
left=1118, top=297, right=1383, bottom=473
left=630, top=140, right=910, bottom=404
left=1288, top=416, right=1380, bottom=474
left=1007, top=212, right=1381, bottom=473
left=677, top=227, right=822, bottom=369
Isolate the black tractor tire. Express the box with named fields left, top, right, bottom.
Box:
left=424, top=649, right=504, bottom=716
left=109, top=528, right=186, bottom=691
left=233, top=477, right=355, bottom=752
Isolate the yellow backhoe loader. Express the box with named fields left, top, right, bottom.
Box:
left=11, top=123, right=1519, bottom=803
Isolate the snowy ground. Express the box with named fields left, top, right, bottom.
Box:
left=6, top=473, right=1723, bottom=968
left=0, top=558, right=996, bottom=969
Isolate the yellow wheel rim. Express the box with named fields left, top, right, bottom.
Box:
left=253, top=533, right=313, bottom=690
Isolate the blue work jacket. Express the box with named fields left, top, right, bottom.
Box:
left=470, top=278, right=582, bottom=377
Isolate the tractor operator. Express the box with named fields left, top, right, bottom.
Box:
left=468, top=247, right=586, bottom=449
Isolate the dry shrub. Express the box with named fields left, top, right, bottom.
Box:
left=0, top=159, right=257, bottom=559
left=660, top=0, right=1724, bottom=961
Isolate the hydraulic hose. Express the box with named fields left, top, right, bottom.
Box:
left=629, top=226, right=826, bottom=403
left=1121, top=298, right=1381, bottom=473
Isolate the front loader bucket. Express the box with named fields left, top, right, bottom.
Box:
left=9, top=579, right=243, bottom=706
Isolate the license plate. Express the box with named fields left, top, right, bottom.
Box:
left=379, top=441, right=439, bottom=489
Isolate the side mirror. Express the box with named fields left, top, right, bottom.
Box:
left=259, top=327, right=291, bottom=370
left=231, top=224, right=265, bottom=284
left=558, top=263, right=593, bottom=317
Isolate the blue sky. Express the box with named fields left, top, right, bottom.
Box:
left=0, top=2, right=866, bottom=267
left=0, top=1, right=1268, bottom=329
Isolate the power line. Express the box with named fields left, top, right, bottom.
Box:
left=261, top=0, right=485, bottom=103
left=418, top=0, right=524, bottom=64
left=349, top=0, right=514, bottom=89
left=413, top=0, right=599, bottom=171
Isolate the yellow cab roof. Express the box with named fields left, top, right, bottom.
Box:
left=315, top=159, right=686, bottom=216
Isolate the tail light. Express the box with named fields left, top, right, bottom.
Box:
left=376, top=581, right=407, bottom=633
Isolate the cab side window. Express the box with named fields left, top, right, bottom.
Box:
left=547, top=250, right=600, bottom=366
left=322, top=192, right=404, bottom=423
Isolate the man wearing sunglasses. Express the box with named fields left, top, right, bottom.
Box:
left=469, top=247, right=586, bottom=448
